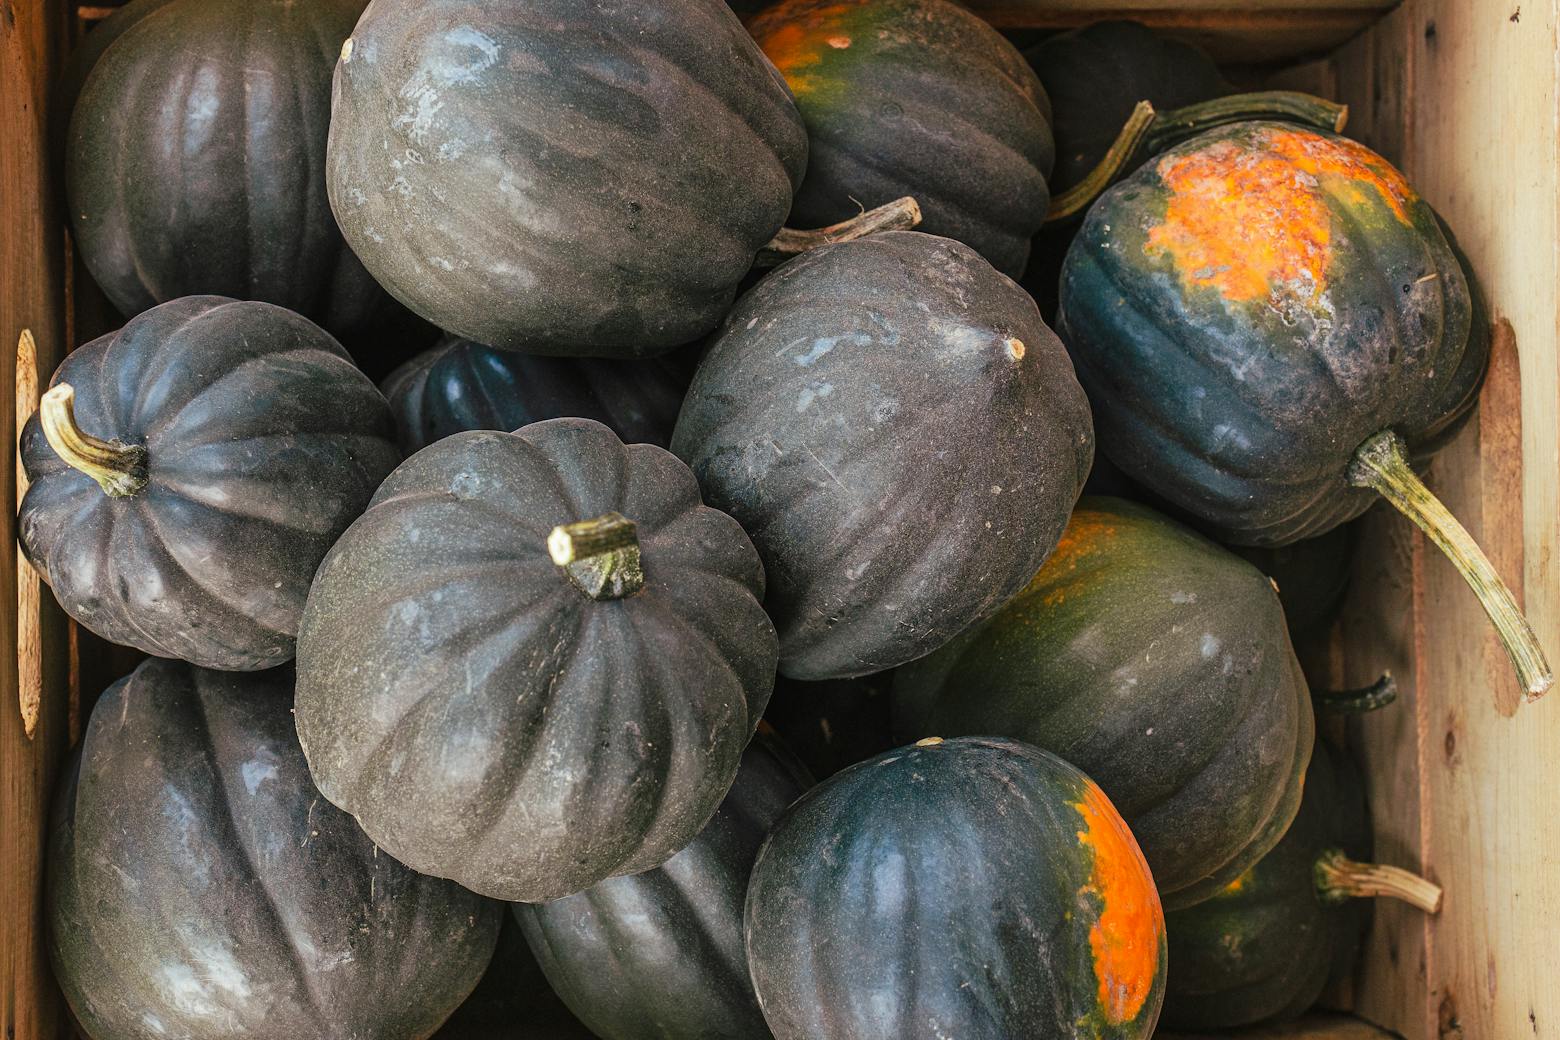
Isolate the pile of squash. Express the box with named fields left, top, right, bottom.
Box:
left=34, top=0, right=1535, bottom=1037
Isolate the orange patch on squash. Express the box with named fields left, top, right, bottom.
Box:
left=1073, top=779, right=1164, bottom=1026
left=1031, top=510, right=1116, bottom=607
left=751, top=2, right=864, bottom=97
left=1144, top=127, right=1418, bottom=307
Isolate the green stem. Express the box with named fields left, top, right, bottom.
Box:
left=1044, top=101, right=1157, bottom=224
left=1315, top=848, right=1443, bottom=913
left=38, top=383, right=147, bottom=498
left=1349, top=430, right=1552, bottom=700
left=1313, top=673, right=1398, bottom=714
left=548, top=512, right=644, bottom=600
left=755, top=196, right=923, bottom=268
left=1145, top=90, right=1350, bottom=155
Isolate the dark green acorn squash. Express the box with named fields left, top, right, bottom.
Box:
left=762, top=671, right=896, bottom=778
left=326, top=0, right=808, bottom=357
left=48, top=657, right=500, bottom=1040
left=65, top=0, right=398, bottom=336
left=745, top=736, right=1167, bottom=1039
left=434, top=918, right=595, bottom=1040
left=382, top=336, right=693, bottom=455
left=515, top=734, right=811, bottom=1040
left=1162, top=741, right=1441, bottom=1030
left=894, top=497, right=1314, bottom=910
left=1056, top=122, right=1551, bottom=696
left=672, top=231, right=1093, bottom=680
left=295, top=417, right=778, bottom=902
left=748, top=0, right=1054, bottom=277
left=18, top=296, right=400, bottom=671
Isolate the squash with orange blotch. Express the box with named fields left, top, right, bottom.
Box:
left=1057, top=122, right=1554, bottom=698
left=893, top=497, right=1314, bottom=911
left=747, top=0, right=1054, bottom=277
left=744, top=736, right=1166, bottom=1039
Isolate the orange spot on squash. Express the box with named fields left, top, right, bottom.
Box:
left=1029, top=510, right=1117, bottom=608
left=1073, top=779, right=1164, bottom=1026
left=1144, top=126, right=1419, bottom=308
left=1221, top=868, right=1254, bottom=896
left=750, top=1, right=864, bottom=98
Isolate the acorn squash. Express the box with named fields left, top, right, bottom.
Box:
left=745, top=736, right=1166, bottom=1039
left=295, top=418, right=778, bottom=902
left=673, top=231, right=1093, bottom=680
left=894, top=497, right=1314, bottom=910
left=18, top=296, right=400, bottom=671
left=48, top=658, right=500, bottom=1040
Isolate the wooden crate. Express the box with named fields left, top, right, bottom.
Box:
left=0, top=1, right=1552, bottom=1038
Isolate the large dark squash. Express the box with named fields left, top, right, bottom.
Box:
left=64, top=0, right=397, bottom=336
left=745, top=736, right=1166, bottom=1039
left=515, top=734, right=811, bottom=1040
left=1057, top=122, right=1551, bottom=696
left=382, top=336, right=693, bottom=454
left=434, top=918, right=594, bottom=1040
left=894, top=498, right=1314, bottom=911
left=295, top=418, right=778, bottom=902
left=48, top=658, right=500, bottom=1039
left=18, top=296, right=400, bottom=671
left=1162, top=741, right=1442, bottom=1030
left=748, top=0, right=1054, bottom=277
left=673, top=231, right=1093, bottom=680
left=327, top=0, right=807, bottom=357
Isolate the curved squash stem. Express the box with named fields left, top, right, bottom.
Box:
left=549, top=511, right=644, bottom=600
left=1044, top=101, right=1157, bottom=224
left=38, top=383, right=147, bottom=498
left=755, top=196, right=923, bottom=267
left=1349, top=430, right=1553, bottom=699
left=1313, top=673, right=1398, bottom=714
left=1315, top=848, right=1443, bottom=914
left=1144, top=91, right=1350, bottom=155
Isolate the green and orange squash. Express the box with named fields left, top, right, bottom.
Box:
left=894, top=497, right=1313, bottom=910
left=744, top=735, right=1166, bottom=1039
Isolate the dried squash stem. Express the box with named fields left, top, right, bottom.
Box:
left=38, top=383, right=147, bottom=498
left=549, top=512, right=644, bottom=600
left=755, top=196, right=923, bottom=267
left=1315, top=849, right=1443, bottom=914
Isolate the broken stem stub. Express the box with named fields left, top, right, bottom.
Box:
left=1315, top=848, right=1443, bottom=914
left=1313, top=673, right=1398, bottom=715
left=549, top=511, right=644, bottom=600
left=1348, top=430, right=1552, bottom=700
left=38, top=383, right=148, bottom=498
left=755, top=196, right=923, bottom=267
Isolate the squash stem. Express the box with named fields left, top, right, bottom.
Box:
left=38, top=383, right=147, bottom=498
left=1144, top=91, right=1350, bottom=155
left=1349, top=430, right=1552, bottom=699
left=1044, top=101, right=1157, bottom=224
left=1315, top=849, right=1443, bottom=913
left=755, top=196, right=923, bottom=267
left=1313, top=673, right=1398, bottom=714
left=549, top=512, right=644, bottom=600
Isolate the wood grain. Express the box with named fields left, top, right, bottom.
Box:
left=1160, top=1012, right=1399, bottom=1039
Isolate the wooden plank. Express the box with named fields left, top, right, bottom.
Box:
left=1160, top=1012, right=1399, bottom=1039
left=2, top=0, right=78, bottom=1036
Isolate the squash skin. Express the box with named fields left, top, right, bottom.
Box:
left=327, top=0, right=807, bottom=357
left=745, top=736, right=1167, bottom=1039
left=1057, top=122, right=1487, bottom=546
left=18, top=296, right=400, bottom=671
left=515, top=735, right=811, bottom=1040
left=894, top=498, right=1314, bottom=910
left=65, top=0, right=396, bottom=336
left=749, top=0, right=1054, bottom=277
left=295, top=418, right=778, bottom=903
left=1161, top=742, right=1371, bottom=1029
left=673, top=231, right=1093, bottom=680
left=48, top=658, right=500, bottom=1040
left=382, top=336, right=692, bottom=455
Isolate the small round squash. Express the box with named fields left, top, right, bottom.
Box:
left=673, top=231, right=1093, bottom=680
left=327, top=0, right=808, bottom=356
left=48, top=658, right=500, bottom=1040
left=745, top=736, right=1166, bottom=1039
left=295, top=418, right=778, bottom=902
left=18, top=296, right=400, bottom=671
left=515, top=734, right=811, bottom=1040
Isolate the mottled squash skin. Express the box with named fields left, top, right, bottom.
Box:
left=1162, top=742, right=1371, bottom=1029
left=895, top=498, right=1314, bottom=911
left=673, top=231, right=1093, bottom=680
left=1058, top=123, right=1487, bottom=546
left=745, top=736, right=1166, bottom=1039
left=48, top=659, right=500, bottom=1040
left=328, top=0, right=807, bottom=357
left=749, top=0, right=1054, bottom=276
